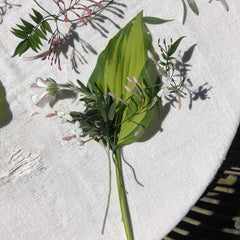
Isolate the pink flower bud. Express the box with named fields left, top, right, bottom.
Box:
left=78, top=15, right=87, bottom=25
left=92, top=1, right=104, bottom=8
left=45, top=113, right=56, bottom=118
left=127, top=77, right=134, bottom=84
left=147, top=50, right=155, bottom=62
left=124, top=85, right=133, bottom=93
left=134, top=126, right=142, bottom=137
left=62, top=136, right=73, bottom=141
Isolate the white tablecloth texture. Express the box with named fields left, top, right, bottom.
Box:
left=0, top=1, right=240, bottom=240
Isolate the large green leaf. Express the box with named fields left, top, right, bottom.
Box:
left=88, top=11, right=157, bottom=146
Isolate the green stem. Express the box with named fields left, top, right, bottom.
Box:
left=115, top=147, right=134, bottom=240
left=34, top=0, right=53, bottom=16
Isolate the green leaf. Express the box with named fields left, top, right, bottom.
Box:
left=33, top=33, right=43, bottom=48
left=29, top=35, right=39, bottom=52
left=42, top=21, right=52, bottom=33
left=11, top=28, right=28, bottom=39
left=20, top=18, right=35, bottom=30
left=35, top=28, right=47, bottom=40
left=16, top=24, right=32, bottom=34
left=88, top=11, right=157, bottom=146
left=108, top=101, right=116, bottom=121
left=168, top=36, right=185, bottom=56
left=12, top=40, right=30, bottom=57
left=32, top=8, right=43, bottom=22
left=219, top=0, right=229, bottom=11
left=142, top=16, right=173, bottom=24
left=30, top=14, right=40, bottom=24
left=186, top=0, right=199, bottom=15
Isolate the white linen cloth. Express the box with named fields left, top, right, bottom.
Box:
left=0, top=1, right=240, bottom=239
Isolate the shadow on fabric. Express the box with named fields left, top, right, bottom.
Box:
left=163, top=124, right=240, bottom=240
left=0, top=81, right=12, bottom=128
left=27, top=0, right=127, bottom=74
left=0, top=1, right=21, bottom=24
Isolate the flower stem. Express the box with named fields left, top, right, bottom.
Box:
left=115, top=147, right=134, bottom=240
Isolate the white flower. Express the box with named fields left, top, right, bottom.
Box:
left=57, top=110, right=73, bottom=122
left=157, top=77, right=171, bottom=104
left=71, top=121, right=83, bottom=138
left=30, top=77, right=59, bottom=108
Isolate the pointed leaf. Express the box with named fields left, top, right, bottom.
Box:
left=42, top=21, right=52, bottom=33
left=30, top=14, right=40, bottom=24
left=16, top=24, right=32, bottom=34
left=32, top=8, right=43, bottom=22
left=12, top=40, right=30, bottom=57
left=88, top=12, right=157, bottom=146
left=142, top=16, right=173, bottom=24
left=108, top=101, right=116, bottom=121
left=168, top=36, right=185, bottom=56
left=186, top=0, right=199, bottom=15
left=35, top=28, right=47, bottom=40
left=29, top=35, right=39, bottom=52
left=20, top=18, right=35, bottom=30
left=11, top=28, right=28, bottom=39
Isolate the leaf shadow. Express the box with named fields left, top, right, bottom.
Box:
left=0, top=80, right=12, bottom=128
left=27, top=1, right=127, bottom=74
left=0, top=1, right=21, bottom=25
left=69, top=0, right=127, bottom=73
left=50, top=83, right=78, bottom=107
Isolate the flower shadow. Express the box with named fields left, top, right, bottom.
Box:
left=27, top=0, right=127, bottom=74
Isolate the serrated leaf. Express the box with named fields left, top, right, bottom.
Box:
left=186, top=0, right=199, bottom=15
left=42, top=21, right=52, bottom=33
left=142, top=16, right=173, bottom=24
left=88, top=12, right=157, bottom=146
left=11, top=28, right=28, bottom=39
left=32, top=8, right=43, bottom=22
left=168, top=36, right=185, bottom=56
left=12, top=40, right=30, bottom=57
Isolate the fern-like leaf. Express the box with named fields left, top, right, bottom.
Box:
left=11, top=8, right=52, bottom=57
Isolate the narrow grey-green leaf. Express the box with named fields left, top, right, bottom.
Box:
left=182, top=0, right=187, bottom=24
left=219, top=0, right=229, bottom=11
left=186, top=0, right=199, bottom=15
left=142, top=16, right=173, bottom=25
left=108, top=101, right=116, bottom=121
left=168, top=36, right=185, bottom=56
